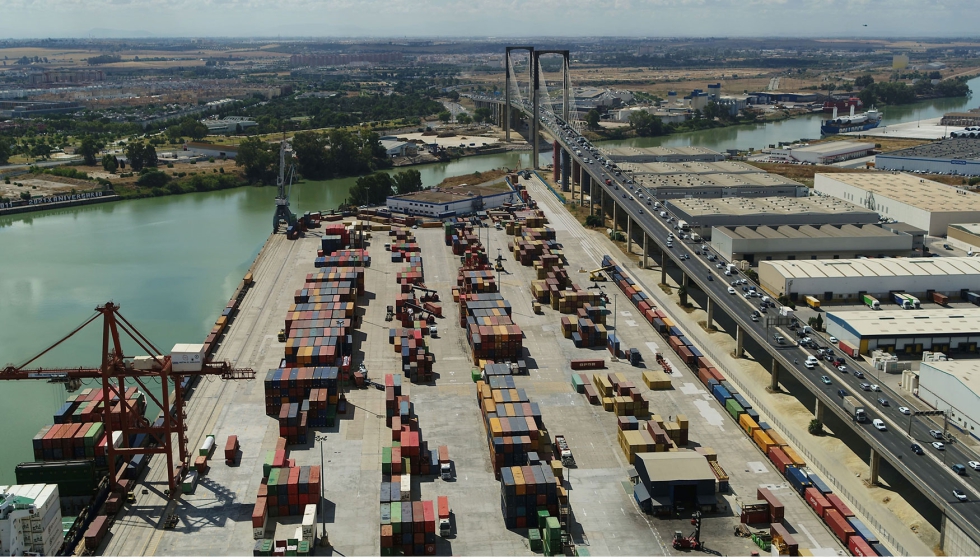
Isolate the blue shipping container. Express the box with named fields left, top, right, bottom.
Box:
left=733, top=394, right=752, bottom=411
left=871, top=543, right=892, bottom=557
left=785, top=467, right=812, bottom=495
left=712, top=385, right=731, bottom=405
left=848, top=518, right=878, bottom=544
left=808, top=473, right=833, bottom=495
left=747, top=409, right=760, bottom=423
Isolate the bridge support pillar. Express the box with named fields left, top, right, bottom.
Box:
left=769, top=359, right=780, bottom=392
left=581, top=173, right=590, bottom=206
left=869, top=448, right=881, bottom=486
left=561, top=149, right=570, bottom=193
left=736, top=325, right=745, bottom=358
left=681, top=271, right=689, bottom=287
left=661, top=250, right=667, bottom=285
left=706, top=298, right=714, bottom=330
left=613, top=201, right=618, bottom=235
left=572, top=159, right=580, bottom=190
left=642, top=232, right=648, bottom=269
left=814, top=398, right=825, bottom=423
left=552, top=142, right=561, bottom=184
left=627, top=215, right=633, bottom=255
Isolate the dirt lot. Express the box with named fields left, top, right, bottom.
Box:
left=0, top=45, right=289, bottom=73
left=748, top=161, right=977, bottom=188
left=1, top=174, right=99, bottom=200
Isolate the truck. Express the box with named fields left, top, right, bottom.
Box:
left=804, top=296, right=821, bottom=309
left=438, top=445, right=452, bottom=481
left=726, top=264, right=738, bottom=276
left=967, top=291, right=980, bottom=306
left=892, top=293, right=912, bottom=309
left=932, top=292, right=949, bottom=306
left=862, top=294, right=880, bottom=310
left=554, top=434, right=575, bottom=467
left=900, top=293, right=921, bottom=309
left=779, top=306, right=794, bottom=318
left=677, top=220, right=690, bottom=231
left=437, top=496, right=451, bottom=537
left=691, top=232, right=702, bottom=243
left=842, top=396, right=867, bottom=422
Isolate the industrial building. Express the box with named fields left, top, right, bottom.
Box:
left=759, top=256, right=980, bottom=302
left=826, top=308, right=980, bottom=357
left=874, top=139, right=980, bottom=177
left=709, top=223, right=915, bottom=264
left=768, top=141, right=876, bottom=165
left=665, top=196, right=879, bottom=234
left=379, top=138, right=418, bottom=158
left=202, top=116, right=258, bottom=135
left=0, top=100, right=81, bottom=118
left=632, top=452, right=717, bottom=515
left=814, top=172, right=980, bottom=235
left=940, top=110, right=980, bottom=128
left=917, top=361, right=980, bottom=441
left=619, top=160, right=807, bottom=199
left=386, top=183, right=519, bottom=218
left=947, top=223, right=980, bottom=252
left=603, top=146, right=725, bottom=164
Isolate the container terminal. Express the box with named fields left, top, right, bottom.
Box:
left=0, top=170, right=887, bottom=558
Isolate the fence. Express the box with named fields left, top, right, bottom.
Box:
left=531, top=170, right=566, bottom=204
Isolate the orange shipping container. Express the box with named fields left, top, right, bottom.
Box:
left=753, top=429, right=776, bottom=454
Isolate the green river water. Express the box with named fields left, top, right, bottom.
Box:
left=0, top=80, right=977, bottom=483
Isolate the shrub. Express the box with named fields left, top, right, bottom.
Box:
left=135, top=169, right=170, bottom=189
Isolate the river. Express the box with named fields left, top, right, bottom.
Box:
left=1, top=80, right=978, bottom=483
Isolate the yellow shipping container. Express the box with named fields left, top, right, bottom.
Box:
left=783, top=446, right=806, bottom=468
left=489, top=418, right=503, bottom=437
left=753, top=429, right=776, bottom=454
left=676, top=413, right=688, bottom=429
left=602, top=397, right=615, bottom=412
left=739, top=414, right=760, bottom=437
left=642, top=369, right=672, bottom=390
left=766, top=429, right=788, bottom=448
left=593, top=374, right=613, bottom=397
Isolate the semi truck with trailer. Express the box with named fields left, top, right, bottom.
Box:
left=862, top=295, right=880, bottom=310
left=842, top=396, right=867, bottom=422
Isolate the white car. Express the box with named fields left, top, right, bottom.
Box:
left=829, top=336, right=838, bottom=343
left=969, top=461, right=980, bottom=471
left=728, top=287, right=736, bottom=295
left=899, top=406, right=911, bottom=415
left=933, top=441, right=946, bottom=451
left=837, top=365, right=847, bottom=372
left=870, top=384, right=880, bottom=392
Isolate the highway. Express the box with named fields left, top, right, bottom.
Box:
left=507, top=100, right=980, bottom=548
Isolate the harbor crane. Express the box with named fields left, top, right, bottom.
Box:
left=273, top=135, right=298, bottom=233
left=0, top=302, right=255, bottom=498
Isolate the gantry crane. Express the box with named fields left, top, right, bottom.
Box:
left=0, top=302, right=255, bottom=498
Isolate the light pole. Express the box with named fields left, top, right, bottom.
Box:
left=316, top=434, right=329, bottom=544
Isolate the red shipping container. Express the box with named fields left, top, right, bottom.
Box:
left=805, top=487, right=833, bottom=518
left=770, top=523, right=798, bottom=555
left=826, top=494, right=853, bottom=518
left=696, top=356, right=713, bottom=370
left=84, top=515, right=109, bottom=550
left=756, top=488, right=785, bottom=522
left=768, top=446, right=791, bottom=474
left=437, top=496, right=449, bottom=519
left=225, top=435, right=239, bottom=463
left=825, top=509, right=857, bottom=544
left=707, top=367, right=725, bottom=382
left=423, top=500, right=435, bottom=533
left=253, top=497, right=267, bottom=528
left=570, top=359, right=604, bottom=370
left=849, top=536, right=878, bottom=557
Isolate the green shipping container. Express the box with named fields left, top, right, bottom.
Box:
left=84, top=422, right=103, bottom=445
left=570, top=374, right=584, bottom=393
left=725, top=398, right=745, bottom=421
left=391, top=501, right=401, bottom=533
left=382, top=448, right=392, bottom=475
left=297, top=541, right=309, bottom=556
left=537, top=509, right=550, bottom=529
left=263, top=451, right=275, bottom=477
left=529, top=528, right=543, bottom=552
left=15, top=460, right=97, bottom=497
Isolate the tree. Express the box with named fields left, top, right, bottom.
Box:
left=928, top=71, right=942, bottom=80
left=101, top=154, right=118, bottom=173
left=438, top=111, right=451, bottom=124
left=678, top=284, right=689, bottom=307
left=584, top=214, right=603, bottom=227
left=473, top=107, right=492, bottom=123
left=125, top=142, right=146, bottom=171
left=457, top=113, right=472, bottom=125
left=0, top=136, right=10, bottom=165
left=135, top=169, right=170, bottom=188
left=392, top=169, right=422, bottom=195
left=808, top=419, right=824, bottom=435
left=628, top=110, right=667, bottom=137
left=348, top=172, right=393, bottom=206
left=235, top=137, right=276, bottom=183
left=447, top=91, right=460, bottom=102
left=292, top=131, right=330, bottom=180
left=854, top=74, right=875, bottom=89
left=585, top=109, right=601, bottom=131
left=77, top=136, right=104, bottom=166
left=31, top=143, right=52, bottom=160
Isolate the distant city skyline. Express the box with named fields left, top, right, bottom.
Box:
left=1, top=0, right=979, bottom=39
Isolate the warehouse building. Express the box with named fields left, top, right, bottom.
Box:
left=633, top=452, right=718, bottom=515
left=814, top=172, right=980, bottom=236
left=665, top=196, right=879, bottom=236
left=386, top=183, right=518, bottom=218
left=874, top=139, right=980, bottom=177
left=768, top=141, right=876, bottom=165
left=632, top=170, right=806, bottom=200
left=759, top=256, right=980, bottom=302
left=604, top=146, right=725, bottom=163
left=710, top=223, right=915, bottom=264
left=917, top=361, right=980, bottom=440
left=826, top=308, right=980, bottom=357
left=946, top=223, right=980, bottom=252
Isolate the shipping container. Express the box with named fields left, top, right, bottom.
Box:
left=807, top=473, right=832, bottom=495
left=768, top=446, right=791, bottom=474
left=932, top=292, right=949, bottom=306
left=825, top=508, right=856, bottom=544
left=871, top=543, right=892, bottom=557
left=756, top=487, right=785, bottom=522
left=848, top=535, right=878, bottom=557
left=826, top=494, right=853, bottom=518
left=785, top=467, right=812, bottom=495
left=805, top=487, right=833, bottom=518
left=848, top=518, right=878, bottom=544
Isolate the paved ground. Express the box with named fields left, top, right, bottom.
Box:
left=846, top=117, right=954, bottom=140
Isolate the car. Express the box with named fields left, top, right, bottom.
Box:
left=837, top=389, right=848, bottom=397
left=666, top=242, right=672, bottom=248
left=838, top=365, right=848, bottom=373
left=742, top=286, right=749, bottom=293
left=854, top=371, right=865, bottom=379
left=707, top=274, right=713, bottom=281
left=728, top=287, right=736, bottom=295
left=878, top=397, right=889, bottom=406
left=751, top=314, right=759, bottom=322
left=829, top=336, right=838, bottom=343
left=933, top=441, right=946, bottom=450
left=911, top=443, right=924, bottom=455
left=759, top=306, right=767, bottom=313
left=684, top=254, right=690, bottom=260
left=953, top=489, right=968, bottom=502
left=825, top=355, right=835, bottom=362
left=970, top=461, right=980, bottom=471
left=870, top=384, right=880, bottom=391
left=944, top=244, right=952, bottom=250
left=899, top=406, right=911, bottom=415
left=860, top=383, right=871, bottom=391
left=930, top=429, right=944, bottom=439
left=821, top=375, right=832, bottom=384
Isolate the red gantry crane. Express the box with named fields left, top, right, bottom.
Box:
left=0, top=302, right=255, bottom=498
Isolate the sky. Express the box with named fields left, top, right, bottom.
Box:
left=1, top=0, right=979, bottom=39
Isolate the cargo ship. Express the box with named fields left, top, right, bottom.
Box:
left=822, top=97, right=863, bottom=113
left=821, top=106, right=882, bottom=135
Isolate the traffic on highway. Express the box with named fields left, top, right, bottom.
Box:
left=536, top=110, right=980, bottom=526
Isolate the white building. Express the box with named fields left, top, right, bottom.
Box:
left=826, top=307, right=980, bottom=356
left=875, top=139, right=980, bottom=177
left=814, top=172, right=980, bottom=235
left=710, top=223, right=914, bottom=264
left=769, top=141, right=876, bottom=165
left=759, top=256, right=980, bottom=301
left=0, top=484, right=63, bottom=556
left=379, top=139, right=418, bottom=158
left=386, top=184, right=519, bottom=218
left=918, top=361, right=980, bottom=440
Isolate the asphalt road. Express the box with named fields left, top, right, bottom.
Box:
left=533, top=109, right=980, bottom=543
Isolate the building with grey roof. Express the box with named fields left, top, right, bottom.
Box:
left=710, top=223, right=914, bottom=264
left=632, top=453, right=718, bottom=515
left=875, top=138, right=980, bottom=176
left=619, top=160, right=806, bottom=199
left=759, top=256, right=980, bottom=302
left=917, top=361, right=980, bottom=440
left=603, top=146, right=725, bottom=163
left=769, top=140, right=876, bottom=165
left=665, top=196, right=879, bottom=233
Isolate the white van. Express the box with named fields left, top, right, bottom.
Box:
left=660, top=211, right=668, bottom=218
left=872, top=419, right=887, bottom=431
left=804, top=356, right=818, bottom=369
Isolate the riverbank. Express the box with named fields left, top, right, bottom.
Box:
left=0, top=193, right=120, bottom=216
left=585, top=107, right=814, bottom=142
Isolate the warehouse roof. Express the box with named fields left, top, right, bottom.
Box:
left=920, top=361, right=980, bottom=397
left=718, top=223, right=901, bottom=241
left=622, top=161, right=759, bottom=176
left=815, top=173, right=980, bottom=212
left=636, top=172, right=801, bottom=189
left=828, top=308, right=980, bottom=338
left=388, top=182, right=512, bottom=204
left=788, top=141, right=876, bottom=157
left=669, top=195, right=870, bottom=218
left=635, top=452, right=717, bottom=482
left=880, top=138, right=980, bottom=161
left=949, top=223, right=980, bottom=236
left=762, top=256, right=980, bottom=280
left=604, top=146, right=724, bottom=160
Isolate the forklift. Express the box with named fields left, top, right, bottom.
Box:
left=672, top=511, right=704, bottom=551
left=409, top=285, right=440, bottom=303
left=587, top=265, right=616, bottom=282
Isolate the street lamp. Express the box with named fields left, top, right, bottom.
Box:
left=316, top=434, right=329, bottom=544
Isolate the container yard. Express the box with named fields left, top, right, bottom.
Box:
left=12, top=171, right=868, bottom=558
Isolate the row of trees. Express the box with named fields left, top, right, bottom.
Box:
left=853, top=74, right=970, bottom=107
left=290, top=129, right=391, bottom=181
left=347, top=169, right=423, bottom=206
left=240, top=93, right=444, bottom=134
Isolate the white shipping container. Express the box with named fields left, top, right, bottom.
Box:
left=400, top=474, right=411, bottom=501
left=294, top=527, right=304, bottom=543
left=171, top=343, right=204, bottom=373
left=302, top=504, right=317, bottom=527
